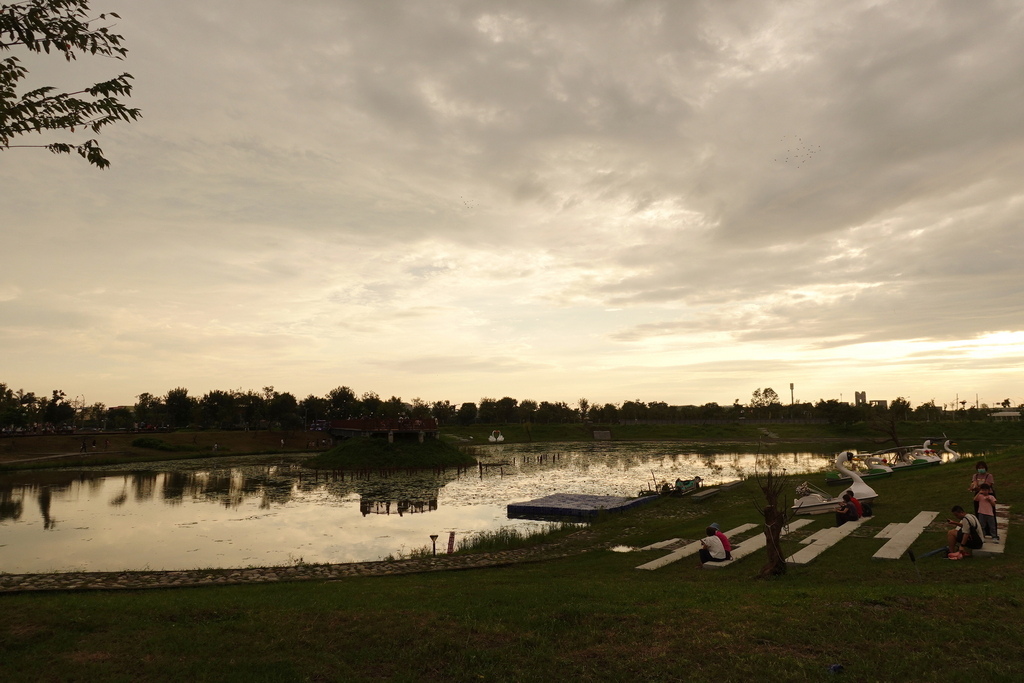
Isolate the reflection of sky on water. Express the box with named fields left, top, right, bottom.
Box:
left=0, top=444, right=833, bottom=573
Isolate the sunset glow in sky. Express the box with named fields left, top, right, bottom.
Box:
left=3, top=1, right=1023, bottom=409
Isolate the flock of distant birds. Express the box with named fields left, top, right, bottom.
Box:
left=774, top=134, right=821, bottom=167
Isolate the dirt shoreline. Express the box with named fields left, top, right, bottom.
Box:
left=0, top=532, right=604, bottom=594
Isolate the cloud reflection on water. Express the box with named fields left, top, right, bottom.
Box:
left=0, top=444, right=833, bottom=573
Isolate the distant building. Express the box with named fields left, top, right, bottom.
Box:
left=855, top=391, right=867, bottom=406
left=991, top=410, right=1021, bottom=422
left=869, top=399, right=888, bottom=410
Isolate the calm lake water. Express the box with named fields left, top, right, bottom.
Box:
left=0, top=442, right=837, bottom=573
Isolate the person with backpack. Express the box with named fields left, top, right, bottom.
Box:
left=946, top=505, right=984, bottom=559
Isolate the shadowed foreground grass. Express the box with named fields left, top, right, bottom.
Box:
left=2, top=447, right=1023, bottom=682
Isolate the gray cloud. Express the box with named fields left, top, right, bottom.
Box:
left=2, top=0, right=1022, bottom=406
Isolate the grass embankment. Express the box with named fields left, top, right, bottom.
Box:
left=303, top=437, right=476, bottom=470
left=3, top=421, right=1021, bottom=471
left=441, top=419, right=1024, bottom=449
left=0, top=429, right=325, bottom=469
left=3, top=446, right=1024, bottom=681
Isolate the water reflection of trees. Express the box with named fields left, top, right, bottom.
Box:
left=474, top=443, right=834, bottom=487
left=38, top=485, right=56, bottom=529
left=0, top=449, right=838, bottom=530
left=0, top=472, right=114, bottom=527
left=351, top=472, right=453, bottom=516
left=0, top=488, right=24, bottom=522
left=151, top=467, right=300, bottom=509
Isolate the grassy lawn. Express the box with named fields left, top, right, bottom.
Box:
left=0, top=429, right=323, bottom=468
left=2, top=445, right=1023, bottom=681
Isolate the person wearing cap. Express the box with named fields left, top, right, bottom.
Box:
left=697, top=526, right=728, bottom=568
left=710, top=522, right=732, bottom=560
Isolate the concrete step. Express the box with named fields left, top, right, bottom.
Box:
left=786, top=517, right=868, bottom=565
left=635, top=523, right=757, bottom=570
left=872, top=511, right=938, bottom=560
left=704, top=519, right=813, bottom=569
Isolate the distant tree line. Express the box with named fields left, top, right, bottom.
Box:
left=0, top=381, right=1017, bottom=433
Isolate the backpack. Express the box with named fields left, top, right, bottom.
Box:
left=965, top=516, right=984, bottom=549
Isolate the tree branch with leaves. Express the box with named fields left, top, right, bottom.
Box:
left=1, top=0, right=140, bottom=167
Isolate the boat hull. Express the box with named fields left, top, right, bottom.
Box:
left=825, top=470, right=893, bottom=485
left=890, top=460, right=941, bottom=472
left=792, top=494, right=877, bottom=515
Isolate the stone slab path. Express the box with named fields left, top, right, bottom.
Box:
left=704, top=519, right=813, bottom=569
left=635, top=523, right=757, bottom=571
left=786, top=517, right=868, bottom=565
left=976, top=503, right=1010, bottom=557
left=872, top=511, right=938, bottom=560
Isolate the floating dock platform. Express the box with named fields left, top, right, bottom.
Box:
left=507, top=493, right=658, bottom=520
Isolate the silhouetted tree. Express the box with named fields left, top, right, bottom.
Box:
left=430, top=400, right=456, bottom=425
left=477, top=397, right=499, bottom=423
left=457, top=402, right=477, bottom=426
left=325, top=386, right=357, bottom=418
left=1, top=0, right=141, bottom=167
left=164, top=387, right=194, bottom=428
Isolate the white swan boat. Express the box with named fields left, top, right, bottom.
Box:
left=825, top=453, right=893, bottom=486
left=793, top=451, right=878, bottom=515
left=864, top=439, right=947, bottom=472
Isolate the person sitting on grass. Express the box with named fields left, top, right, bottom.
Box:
left=946, top=505, right=984, bottom=559
left=697, top=526, right=728, bottom=568
left=834, top=491, right=860, bottom=527
left=847, top=490, right=864, bottom=517
left=709, top=522, right=733, bottom=560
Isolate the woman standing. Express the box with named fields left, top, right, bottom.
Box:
left=969, top=461, right=995, bottom=514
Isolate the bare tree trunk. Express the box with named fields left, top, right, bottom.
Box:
left=759, top=503, right=787, bottom=578
left=754, top=464, right=789, bottom=578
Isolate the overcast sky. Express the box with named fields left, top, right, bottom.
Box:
left=2, top=0, right=1023, bottom=410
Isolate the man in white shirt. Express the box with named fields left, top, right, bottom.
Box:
left=946, top=505, right=983, bottom=558
left=698, top=526, right=728, bottom=568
